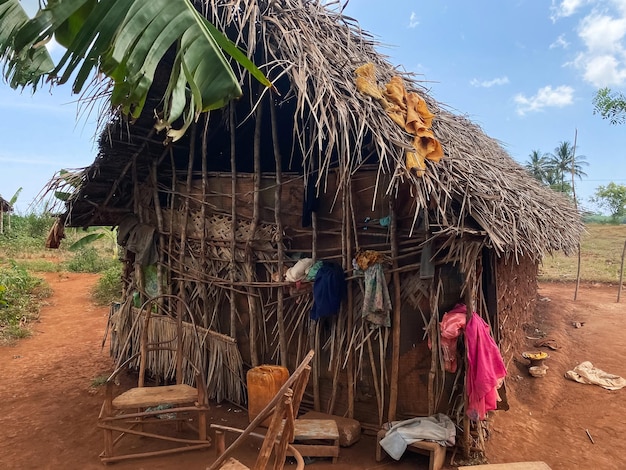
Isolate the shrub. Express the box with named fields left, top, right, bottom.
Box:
left=0, top=262, right=51, bottom=343
left=65, top=247, right=118, bottom=273
left=92, top=263, right=123, bottom=306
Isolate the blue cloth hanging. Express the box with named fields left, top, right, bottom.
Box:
left=310, top=262, right=346, bottom=320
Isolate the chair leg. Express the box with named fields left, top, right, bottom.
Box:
left=215, top=430, right=226, bottom=457
left=102, top=384, right=115, bottom=459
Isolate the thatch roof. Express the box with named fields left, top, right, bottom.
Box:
left=0, top=196, right=12, bottom=213
left=59, top=0, right=583, bottom=261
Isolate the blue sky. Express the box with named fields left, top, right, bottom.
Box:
left=1, top=0, right=625, bottom=213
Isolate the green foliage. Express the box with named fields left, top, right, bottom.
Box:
left=590, top=182, right=626, bottom=222
left=9, top=187, right=21, bottom=206
left=90, top=375, right=109, bottom=387
left=91, top=263, right=123, bottom=305
left=523, top=142, right=587, bottom=199
left=14, top=259, right=61, bottom=272
left=546, top=141, right=588, bottom=195
left=0, top=0, right=54, bottom=90
left=593, top=87, right=626, bottom=125
left=0, top=213, right=55, bottom=256
left=0, top=0, right=270, bottom=141
left=65, top=247, right=118, bottom=273
left=0, top=261, right=51, bottom=343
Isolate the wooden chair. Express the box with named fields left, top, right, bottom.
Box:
left=208, top=351, right=315, bottom=470
left=98, top=295, right=211, bottom=463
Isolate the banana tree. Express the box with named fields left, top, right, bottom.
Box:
left=0, top=0, right=270, bottom=141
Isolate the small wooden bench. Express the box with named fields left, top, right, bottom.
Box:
left=286, top=418, right=340, bottom=463
left=375, top=428, right=446, bottom=470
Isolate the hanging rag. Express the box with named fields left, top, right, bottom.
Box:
left=379, top=414, right=456, bottom=460
left=465, top=313, right=507, bottom=421
left=285, top=258, right=314, bottom=282
left=126, top=223, right=158, bottom=266
left=117, top=213, right=139, bottom=246
left=117, top=213, right=158, bottom=266
left=361, top=263, right=392, bottom=327
left=355, top=249, right=387, bottom=271
left=310, top=262, right=346, bottom=320
left=439, top=304, right=468, bottom=373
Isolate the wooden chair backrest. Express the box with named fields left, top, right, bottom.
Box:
left=136, top=295, right=200, bottom=388
left=208, top=350, right=315, bottom=470
left=253, top=388, right=294, bottom=470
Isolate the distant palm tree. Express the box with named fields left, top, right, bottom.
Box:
left=524, top=150, right=549, bottom=183
left=546, top=141, right=588, bottom=194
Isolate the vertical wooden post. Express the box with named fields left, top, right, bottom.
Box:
left=246, top=100, right=263, bottom=367
left=462, top=266, right=477, bottom=458
left=387, top=198, right=402, bottom=422
left=150, top=162, right=165, bottom=302
left=618, top=240, right=626, bottom=303
left=229, top=105, right=238, bottom=338
left=269, top=97, right=288, bottom=366
left=178, top=124, right=196, bottom=323
left=310, top=204, right=320, bottom=410
left=333, top=177, right=354, bottom=417
left=200, top=114, right=209, bottom=328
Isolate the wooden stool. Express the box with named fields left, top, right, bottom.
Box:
left=375, top=428, right=446, bottom=470
left=288, top=419, right=340, bottom=463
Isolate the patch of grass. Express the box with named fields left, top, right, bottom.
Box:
left=540, top=224, right=626, bottom=283
left=0, top=261, right=51, bottom=343
left=15, top=259, right=62, bottom=272
left=90, top=375, right=109, bottom=388
left=92, top=263, right=123, bottom=305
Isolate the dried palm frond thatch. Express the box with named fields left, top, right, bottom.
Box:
left=62, top=0, right=581, bottom=259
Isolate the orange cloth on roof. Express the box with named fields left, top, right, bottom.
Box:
left=355, top=63, right=444, bottom=177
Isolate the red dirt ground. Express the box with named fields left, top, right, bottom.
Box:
left=1, top=272, right=625, bottom=470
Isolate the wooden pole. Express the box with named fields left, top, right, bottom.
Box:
left=346, top=185, right=355, bottom=419
left=269, top=96, right=288, bottom=367
left=229, top=105, right=238, bottom=338
left=618, top=240, right=626, bottom=303
left=571, top=129, right=582, bottom=301
left=178, top=124, right=196, bottom=319
left=387, top=197, right=402, bottom=422
left=150, top=162, right=165, bottom=301
left=246, top=100, right=263, bottom=367
left=200, top=114, right=209, bottom=328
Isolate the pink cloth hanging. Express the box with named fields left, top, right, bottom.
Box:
left=439, top=304, right=468, bottom=373
left=465, top=313, right=507, bottom=421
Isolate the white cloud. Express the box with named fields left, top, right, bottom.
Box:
left=572, top=10, right=626, bottom=86
left=409, top=12, right=419, bottom=28
left=579, top=13, right=626, bottom=53
left=550, top=34, right=570, bottom=49
left=514, top=85, right=575, bottom=115
left=469, top=76, right=510, bottom=88
left=579, top=53, right=626, bottom=85
left=550, top=0, right=589, bottom=22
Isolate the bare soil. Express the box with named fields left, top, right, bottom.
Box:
left=1, top=272, right=625, bottom=470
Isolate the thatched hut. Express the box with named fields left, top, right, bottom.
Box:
left=54, top=0, right=582, bottom=457
left=0, top=195, right=13, bottom=234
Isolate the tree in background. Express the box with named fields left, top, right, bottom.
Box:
left=546, top=141, right=588, bottom=195
left=593, top=88, right=626, bottom=125
left=524, top=149, right=549, bottom=182
left=590, top=182, right=626, bottom=222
